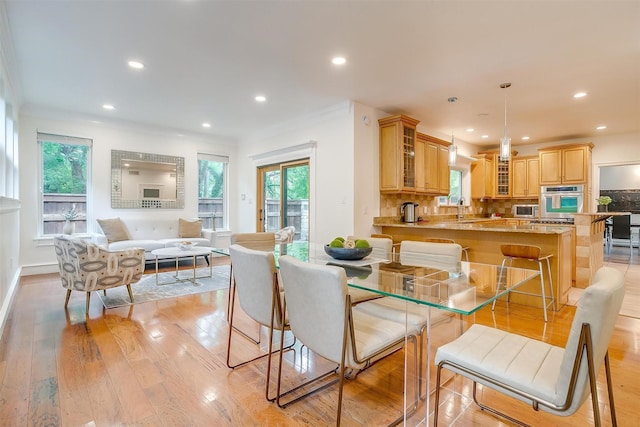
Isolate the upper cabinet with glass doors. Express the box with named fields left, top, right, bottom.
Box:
left=379, top=115, right=450, bottom=195
left=379, top=115, right=419, bottom=193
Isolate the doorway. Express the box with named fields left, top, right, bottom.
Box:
left=257, top=159, right=309, bottom=241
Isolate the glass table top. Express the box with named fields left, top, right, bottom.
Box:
left=215, top=241, right=539, bottom=316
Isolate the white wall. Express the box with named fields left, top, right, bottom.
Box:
left=18, top=111, right=236, bottom=274
left=600, top=164, right=640, bottom=190
left=236, top=101, right=358, bottom=244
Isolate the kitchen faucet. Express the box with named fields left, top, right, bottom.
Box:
left=457, top=198, right=465, bottom=220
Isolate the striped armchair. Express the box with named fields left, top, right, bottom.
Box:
left=53, top=235, right=145, bottom=313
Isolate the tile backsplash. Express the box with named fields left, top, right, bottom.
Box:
left=379, top=194, right=539, bottom=218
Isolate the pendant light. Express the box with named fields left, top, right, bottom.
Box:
left=499, top=82, right=512, bottom=161
left=448, top=134, right=457, bottom=166
left=447, top=97, right=458, bottom=166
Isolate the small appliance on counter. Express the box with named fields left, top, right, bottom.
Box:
left=400, top=202, right=419, bottom=223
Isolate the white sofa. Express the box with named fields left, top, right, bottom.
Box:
left=93, top=217, right=216, bottom=261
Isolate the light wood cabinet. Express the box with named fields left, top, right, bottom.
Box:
left=470, top=154, right=494, bottom=199
left=539, top=143, right=593, bottom=185
left=416, top=132, right=450, bottom=195
left=512, top=156, right=539, bottom=198
left=438, top=144, right=450, bottom=195
left=471, top=151, right=515, bottom=199
left=379, top=115, right=420, bottom=193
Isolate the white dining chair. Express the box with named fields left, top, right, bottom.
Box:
left=276, top=255, right=419, bottom=425
left=226, top=244, right=293, bottom=401
left=226, top=232, right=276, bottom=329
left=433, top=266, right=625, bottom=426
left=399, top=240, right=463, bottom=272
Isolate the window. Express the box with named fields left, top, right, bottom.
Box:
left=38, top=132, right=92, bottom=236
left=198, top=153, right=228, bottom=230
left=439, top=169, right=463, bottom=205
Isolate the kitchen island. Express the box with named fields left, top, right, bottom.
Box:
left=374, top=218, right=573, bottom=311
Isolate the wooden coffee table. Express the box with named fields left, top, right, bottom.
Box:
left=151, top=246, right=214, bottom=286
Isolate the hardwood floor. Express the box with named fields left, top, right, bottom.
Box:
left=1, top=255, right=638, bottom=426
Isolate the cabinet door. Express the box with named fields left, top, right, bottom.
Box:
left=527, top=158, right=540, bottom=196
left=471, top=158, right=493, bottom=199
left=494, top=156, right=511, bottom=198
left=562, top=146, right=588, bottom=183
left=379, top=124, right=400, bottom=191
left=414, top=138, right=426, bottom=193
left=438, top=144, right=450, bottom=195
left=512, top=158, right=527, bottom=198
left=539, top=149, right=562, bottom=185
left=425, top=142, right=440, bottom=193
left=402, top=125, right=416, bottom=190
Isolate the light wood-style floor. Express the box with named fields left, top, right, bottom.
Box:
left=1, top=254, right=638, bottom=426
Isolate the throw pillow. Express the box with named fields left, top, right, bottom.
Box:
left=96, top=218, right=131, bottom=243
left=179, top=218, right=203, bottom=238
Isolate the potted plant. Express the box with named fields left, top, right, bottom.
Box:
left=596, top=196, right=612, bottom=212
left=62, top=205, right=79, bottom=234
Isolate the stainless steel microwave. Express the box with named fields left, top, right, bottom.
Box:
left=512, top=204, right=539, bottom=218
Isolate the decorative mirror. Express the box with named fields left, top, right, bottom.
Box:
left=111, top=150, right=184, bottom=209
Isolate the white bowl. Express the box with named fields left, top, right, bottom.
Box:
left=176, top=242, right=197, bottom=251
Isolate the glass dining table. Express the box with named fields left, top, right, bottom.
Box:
left=215, top=241, right=540, bottom=425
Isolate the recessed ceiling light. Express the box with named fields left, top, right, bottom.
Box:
left=331, top=56, right=346, bottom=65
left=596, top=125, right=607, bottom=130
left=522, top=136, right=530, bottom=141
left=255, top=95, right=267, bottom=103
left=573, top=92, right=587, bottom=99
left=465, top=128, right=474, bottom=132
left=481, top=135, right=489, bottom=139
left=128, top=60, right=144, bottom=69
left=102, top=104, right=115, bottom=110
left=202, top=122, right=211, bottom=128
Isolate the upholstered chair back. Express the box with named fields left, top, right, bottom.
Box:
left=230, top=232, right=276, bottom=251
left=53, top=235, right=144, bottom=292
left=278, top=255, right=351, bottom=365
left=399, top=240, right=462, bottom=272
left=553, top=266, right=625, bottom=415
left=228, top=244, right=284, bottom=328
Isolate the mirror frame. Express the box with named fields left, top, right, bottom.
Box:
left=111, top=149, right=185, bottom=209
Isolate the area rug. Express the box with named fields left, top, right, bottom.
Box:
left=97, top=265, right=230, bottom=308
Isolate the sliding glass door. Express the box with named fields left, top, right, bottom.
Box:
left=257, top=159, right=309, bottom=241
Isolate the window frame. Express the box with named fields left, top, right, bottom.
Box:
left=37, top=132, right=92, bottom=238
left=197, top=153, right=229, bottom=231
left=439, top=168, right=463, bottom=206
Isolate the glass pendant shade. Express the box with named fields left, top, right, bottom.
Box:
left=448, top=138, right=457, bottom=166
left=500, top=134, right=511, bottom=161
left=499, top=82, right=512, bottom=161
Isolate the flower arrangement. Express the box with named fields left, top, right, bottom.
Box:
left=62, top=205, right=79, bottom=221
left=596, top=196, right=612, bottom=206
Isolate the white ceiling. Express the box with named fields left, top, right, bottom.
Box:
left=4, top=1, right=640, bottom=147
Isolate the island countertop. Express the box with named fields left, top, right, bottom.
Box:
left=375, top=217, right=574, bottom=310
left=374, top=219, right=573, bottom=235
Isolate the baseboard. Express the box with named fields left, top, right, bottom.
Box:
left=0, top=266, right=22, bottom=340
left=20, top=262, right=58, bottom=276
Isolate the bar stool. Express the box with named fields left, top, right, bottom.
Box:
left=491, top=244, right=554, bottom=322
left=423, top=237, right=470, bottom=262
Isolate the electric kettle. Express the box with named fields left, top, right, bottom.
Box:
left=400, top=202, right=419, bottom=223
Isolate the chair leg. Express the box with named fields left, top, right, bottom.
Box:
left=126, top=284, right=134, bottom=303
left=64, top=289, right=72, bottom=307
left=538, top=260, right=548, bottom=322
left=85, top=292, right=91, bottom=313
left=491, top=258, right=509, bottom=311
left=604, top=351, right=618, bottom=426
